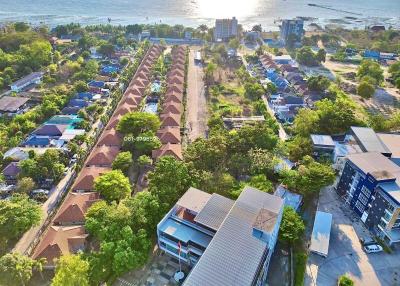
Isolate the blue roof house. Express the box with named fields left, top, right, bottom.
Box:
left=74, top=92, right=94, bottom=101
left=68, top=99, right=90, bottom=108
left=88, top=81, right=105, bottom=89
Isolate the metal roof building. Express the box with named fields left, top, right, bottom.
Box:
left=350, top=126, right=392, bottom=156
left=310, top=211, right=333, bottom=257
left=183, top=187, right=284, bottom=286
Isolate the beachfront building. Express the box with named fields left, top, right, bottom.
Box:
left=10, top=72, right=44, bottom=92
left=280, top=19, right=304, bottom=45
left=214, top=17, right=238, bottom=41
left=157, top=186, right=284, bottom=286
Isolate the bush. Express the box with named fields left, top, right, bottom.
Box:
left=357, top=81, right=375, bottom=99
left=338, top=275, right=354, bottom=286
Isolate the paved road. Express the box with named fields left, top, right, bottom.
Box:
left=305, top=186, right=400, bottom=286
left=186, top=48, right=207, bottom=142
left=262, top=95, right=288, bottom=141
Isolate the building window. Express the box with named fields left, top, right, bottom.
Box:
left=361, top=186, right=371, bottom=198
left=379, top=218, right=387, bottom=229
left=355, top=201, right=364, bottom=213
left=358, top=193, right=368, bottom=206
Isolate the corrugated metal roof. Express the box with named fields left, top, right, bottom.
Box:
left=311, top=134, right=335, bottom=147
left=310, top=211, right=332, bottom=257
left=176, top=187, right=211, bottom=214
left=194, top=194, right=234, bottom=231
left=351, top=127, right=391, bottom=154
left=183, top=187, right=284, bottom=286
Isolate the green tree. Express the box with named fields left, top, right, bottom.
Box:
left=281, top=156, right=335, bottom=196
left=0, top=194, right=42, bottom=243
left=52, top=255, right=89, bottom=286
left=131, top=131, right=161, bottom=155
left=316, top=48, right=327, bottom=62
left=357, top=81, right=375, bottom=99
left=248, top=174, right=273, bottom=193
left=286, top=136, right=313, bottom=162
left=149, top=156, right=194, bottom=212
left=16, top=177, right=36, bottom=194
left=244, top=82, right=265, bottom=100
left=228, top=38, right=240, bottom=50
left=98, top=43, right=115, bottom=57
left=0, top=253, right=45, bottom=286
left=123, top=192, right=162, bottom=235
left=338, top=275, right=354, bottom=286
left=279, top=206, right=305, bottom=245
left=112, top=151, right=133, bottom=174
left=296, top=46, right=318, bottom=66
left=14, top=22, right=30, bottom=32
left=184, top=135, right=227, bottom=172
left=205, top=61, right=217, bottom=85
left=117, top=112, right=160, bottom=137
left=74, top=80, right=88, bottom=93
left=94, top=170, right=131, bottom=203
left=357, top=60, right=384, bottom=85
left=307, top=75, right=331, bottom=92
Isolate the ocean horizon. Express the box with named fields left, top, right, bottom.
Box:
left=0, top=0, right=399, bottom=30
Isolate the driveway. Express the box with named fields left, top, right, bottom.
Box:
left=262, top=96, right=288, bottom=141
left=186, top=48, right=207, bottom=142
left=305, top=186, right=400, bottom=286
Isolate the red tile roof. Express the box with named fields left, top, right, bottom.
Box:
left=152, top=143, right=183, bottom=161
left=167, top=76, right=184, bottom=85
left=97, top=128, right=122, bottom=147
left=163, top=102, right=182, bottom=114
left=72, top=167, right=111, bottom=191
left=160, top=112, right=181, bottom=127
left=32, top=226, right=88, bottom=266
left=157, top=127, right=181, bottom=144
left=121, top=95, right=141, bottom=106
left=106, top=115, right=122, bottom=130
left=86, top=146, right=120, bottom=167
left=54, top=192, right=100, bottom=225
left=167, top=84, right=184, bottom=94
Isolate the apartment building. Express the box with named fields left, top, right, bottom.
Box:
left=280, top=19, right=304, bottom=44
left=336, top=152, right=400, bottom=246
left=214, top=17, right=238, bottom=41
left=157, top=186, right=284, bottom=285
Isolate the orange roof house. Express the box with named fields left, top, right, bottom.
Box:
left=157, top=127, right=181, bottom=144
left=152, top=143, right=183, bottom=161
left=97, top=128, right=122, bottom=147
left=53, top=192, right=100, bottom=225
left=33, top=226, right=88, bottom=267
left=86, top=146, right=120, bottom=167
left=167, top=84, right=184, bottom=94
left=106, top=115, right=122, bottom=130
left=163, top=102, right=182, bottom=114
left=160, top=112, right=181, bottom=128
left=72, top=167, right=111, bottom=191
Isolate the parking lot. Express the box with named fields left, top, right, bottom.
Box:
left=305, top=186, right=400, bottom=286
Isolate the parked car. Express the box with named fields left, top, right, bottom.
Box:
left=359, top=236, right=375, bottom=246
left=364, top=244, right=383, bottom=253
left=30, top=189, right=49, bottom=196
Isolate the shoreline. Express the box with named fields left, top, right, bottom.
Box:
left=0, top=14, right=399, bottom=31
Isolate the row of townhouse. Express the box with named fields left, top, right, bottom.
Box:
left=314, top=126, right=400, bottom=247
left=152, top=46, right=187, bottom=161
left=31, top=45, right=164, bottom=268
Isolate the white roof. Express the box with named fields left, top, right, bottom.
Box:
left=176, top=187, right=211, bottom=214
left=310, top=211, right=332, bottom=257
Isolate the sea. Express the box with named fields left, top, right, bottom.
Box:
left=0, top=0, right=399, bottom=31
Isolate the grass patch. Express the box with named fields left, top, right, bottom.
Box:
left=294, top=250, right=308, bottom=286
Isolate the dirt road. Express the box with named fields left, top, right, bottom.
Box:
left=186, top=48, right=207, bottom=142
